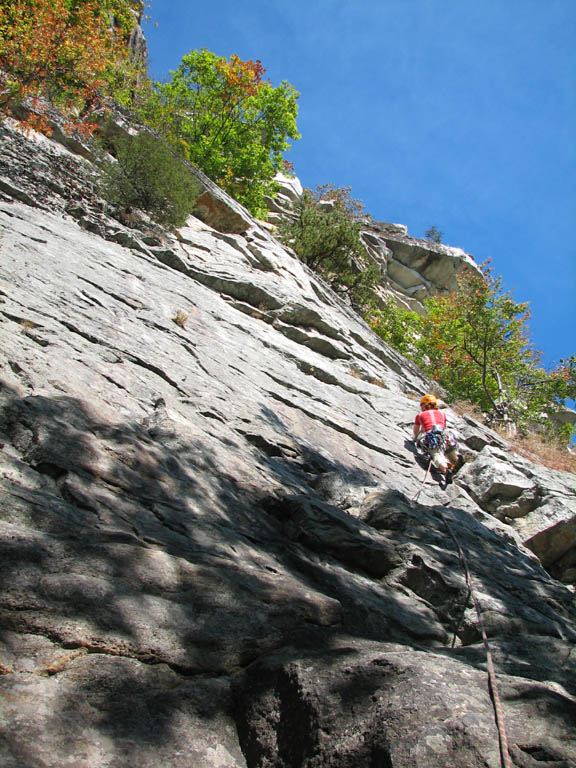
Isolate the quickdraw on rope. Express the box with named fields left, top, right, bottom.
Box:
left=438, top=509, right=513, bottom=768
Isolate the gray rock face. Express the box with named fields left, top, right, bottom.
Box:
left=1, top=119, right=575, bottom=767
left=235, top=640, right=576, bottom=768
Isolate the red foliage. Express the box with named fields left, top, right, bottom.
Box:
left=0, top=0, right=130, bottom=134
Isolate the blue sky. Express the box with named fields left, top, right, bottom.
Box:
left=145, top=0, right=575, bottom=369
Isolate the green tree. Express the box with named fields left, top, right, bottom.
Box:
left=368, top=297, right=422, bottom=357
left=418, top=262, right=576, bottom=441
left=277, top=185, right=379, bottom=311
left=140, top=49, right=300, bottom=218
left=99, top=131, right=201, bottom=228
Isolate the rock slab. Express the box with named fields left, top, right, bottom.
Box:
left=0, top=118, right=575, bottom=767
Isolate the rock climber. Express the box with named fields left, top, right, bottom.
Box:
left=413, top=394, right=462, bottom=481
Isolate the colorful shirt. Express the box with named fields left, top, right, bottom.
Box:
left=414, top=409, right=446, bottom=433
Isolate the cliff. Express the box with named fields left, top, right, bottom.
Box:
left=1, top=116, right=575, bottom=768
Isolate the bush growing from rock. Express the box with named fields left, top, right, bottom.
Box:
left=99, top=132, right=201, bottom=228
left=139, top=48, right=300, bottom=219
left=367, top=297, right=422, bottom=357
left=172, top=310, right=188, bottom=328
left=419, top=261, right=576, bottom=443
left=424, top=225, right=443, bottom=243
left=278, top=185, right=380, bottom=311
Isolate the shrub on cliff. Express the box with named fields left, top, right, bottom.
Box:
left=278, top=185, right=380, bottom=311
left=424, top=225, right=443, bottom=243
left=139, top=48, right=300, bottom=219
left=367, top=297, right=422, bottom=357
left=99, top=132, right=201, bottom=228
left=419, top=262, right=576, bottom=442
left=0, top=0, right=144, bottom=134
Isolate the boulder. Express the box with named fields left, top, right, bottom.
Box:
left=457, top=447, right=536, bottom=513
left=193, top=184, right=252, bottom=234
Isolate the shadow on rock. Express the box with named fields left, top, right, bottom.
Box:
left=1, top=392, right=575, bottom=767
left=0, top=390, right=450, bottom=766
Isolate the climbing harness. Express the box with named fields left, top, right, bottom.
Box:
left=438, top=509, right=512, bottom=768
left=422, top=424, right=446, bottom=453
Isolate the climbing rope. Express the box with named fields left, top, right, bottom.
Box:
left=409, top=435, right=511, bottom=765
left=438, top=509, right=513, bottom=768
left=411, top=458, right=433, bottom=502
